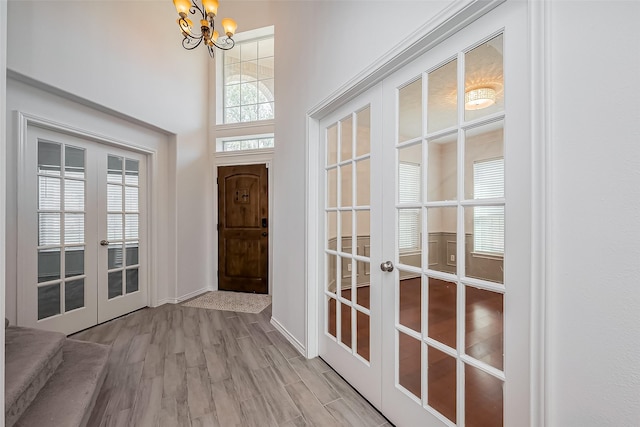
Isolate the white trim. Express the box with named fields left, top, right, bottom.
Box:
left=213, top=150, right=274, bottom=295
left=158, top=286, right=212, bottom=305
left=305, top=0, right=506, bottom=359
left=271, top=316, right=306, bottom=357
left=529, top=0, right=550, bottom=425
left=15, top=112, right=161, bottom=312
left=1, top=1, right=8, bottom=421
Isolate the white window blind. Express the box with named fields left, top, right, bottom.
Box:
left=398, top=162, right=421, bottom=251
left=473, top=158, right=504, bottom=254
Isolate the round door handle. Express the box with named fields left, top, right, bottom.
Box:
left=262, top=232, right=268, bottom=237
left=380, top=261, right=394, bottom=272
left=100, top=240, right=110, bottom=246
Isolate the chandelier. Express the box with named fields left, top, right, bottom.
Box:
left=173, top=0, right=237, bottom=58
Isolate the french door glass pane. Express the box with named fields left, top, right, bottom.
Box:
left=464, top=206, right=504, bottom=283
left=464, top=34, right=504, bottom=122
left=356, top=310, right=370, bottom=362
left=38, top=141, right=61, bottom=176
left=125, top=187, right=139, bottom=212
left=355, top=158, right=370, bottom=206
left=107, top=184, right=122, bottom=211
left=340, top=164, right=353, bottom=207
left=126, top=242, right=139, bottom=266
left=427, top=134, right=457, bottom=202
left=465, top=286, right=503, bottom=370
left=125, top=159, right=139, bottom=186
left=340, top=304, right=352, bottom=348
left=465, top=122, right=504, bottom=200
left=428, top=278, right=456, bottom=349
left=39, top=176, right=61, bottom=210
left=465, top=363, right=503, bottom=427
left=398, top=79, right=422, bottom=143
left=38, top=283, right=61, bottom=319
left=398, top=209, right=421, bottom=268
left=399, top=272, right=421, bottom=333
left=108, top=270, right=123, bottom=299
left=107, top=155, right=123, bottom=183
left=65, top=146, right=85, bottom=179
left=126, top=268, right=139, bottom=293
left=38, top=249, right=60, bottom=283
left=356, top=262, right=370, bottom=310
left=398, top=331, right=421, bottom=399
left=64, top=179, right=85, bottom=211
left=355, top=107, right=370, bottom=157
left=65, top=279, right=84, bottom=312
left=340, top=116, right=353, bottom=161
left=327, top=168, right=337, bottom=208
left=125, top=214, right=139, bottom=239
left=39, top=213, right=60, bottom=245
left=328, top=297, right=337, bottom=338
left=398, top=144, right=422, bottom=203
left=427, top=59, right=457, bottom=133
left=340, top=256, right=352, bottom=302
left=108, top=244, right=124, bottom=269
left=326, top=211, right=337, bottom=250
left=64, top=214, right=84, bottom=244
left=327, top=125, right=338, bottom=165
left=65, top=247, right=84, bottom=278
left=428, top=346, right=457, bottom=423
left=327, top=254, right=337, bottom=293
left=426, top=207, right=456, bottom=274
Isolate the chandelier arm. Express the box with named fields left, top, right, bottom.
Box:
left=182, top=36, right=204, bottom=50
left=177, top=17, right=204, bottom=39
left=189, top=0, right=205, bottom=19
left=212, top=37, right=235, bottom=51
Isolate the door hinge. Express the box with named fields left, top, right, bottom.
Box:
left=217, top=223, right=220, bottom=231
left=216, top=177, right=219, bottom=184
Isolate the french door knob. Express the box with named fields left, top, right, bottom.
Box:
left=100, top=240, right=110, bottom=246
left=380, top=261, right=394, bottom=272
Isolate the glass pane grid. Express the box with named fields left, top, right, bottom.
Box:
left=391, top=33, right=506, bottom=425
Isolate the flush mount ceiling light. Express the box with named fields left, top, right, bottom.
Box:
left=464, top=87, right=496, bottom=110
left=173, top=0, right=237, bottom=58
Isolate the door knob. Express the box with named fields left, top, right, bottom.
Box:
left=100, top=240, right=109, bottom=246
left=380, top=261, right=394, bottom=272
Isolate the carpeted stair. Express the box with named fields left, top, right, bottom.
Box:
left=5, top=324, right=110, bottom=427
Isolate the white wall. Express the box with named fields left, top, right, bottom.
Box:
left=547, top=1, right=640, bottom=425
left=5, top=0, right=212, bottom=305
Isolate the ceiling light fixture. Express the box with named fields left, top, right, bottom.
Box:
left=464, top=87, right=496, bottom=110
left=173, top=0, right=237, bottom=58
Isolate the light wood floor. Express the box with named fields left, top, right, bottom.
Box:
left=71, top=303, right=390, bottom=427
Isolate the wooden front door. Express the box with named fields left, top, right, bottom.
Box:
left=217, top=164, right=268, bottom=294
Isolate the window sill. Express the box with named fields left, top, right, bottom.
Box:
left=214, top=120, right=275, bottom=133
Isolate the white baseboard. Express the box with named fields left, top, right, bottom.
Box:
left=270, top=316, right=306, bottom=357
left=155, top=287, right=212, bottom=306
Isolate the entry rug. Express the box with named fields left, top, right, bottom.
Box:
left=182, top=291, right=271, bottom=314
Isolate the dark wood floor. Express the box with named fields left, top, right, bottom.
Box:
left=328, top=278, right=503, bottom=426
left=72, top=304, right=390, bottom=427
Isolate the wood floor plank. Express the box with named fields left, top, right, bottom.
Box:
left=186, top=366, right=214, bottom=419
left=210, top=378, right=243, bottom=427
left=285, top=381, right=340, bottom=427
left=288, top=356, right=340, bottom=405
left=251, top=365, right=301, bottom=423
left=322, top=370, right=388, bottom=426
left=239, top=394, right=279, bottom=427
left=325, top=398, right=370, bottom=427
left=82, top=304, right=389, bottom=427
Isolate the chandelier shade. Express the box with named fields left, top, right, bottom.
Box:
left=173, top=0, right=237, bottom=58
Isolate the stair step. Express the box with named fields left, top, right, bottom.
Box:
left=15, top=339, right=110, bottom=427
left=5, top=326, right=65, bottom=427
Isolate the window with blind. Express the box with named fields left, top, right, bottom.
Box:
left=399, top=161, right=421, bottom=251
left=473, top=157, right=504, bottom=254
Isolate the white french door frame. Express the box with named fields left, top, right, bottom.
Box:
left=16, top=112, right=160, bottom=329
left=305, top=0, right=550, bottom=425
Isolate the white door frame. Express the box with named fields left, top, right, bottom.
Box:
left=16, top=112, right=160, bottom=323
left=305, top=0, right=550, bottom=425
left=213, top=149, right=275, bottom=295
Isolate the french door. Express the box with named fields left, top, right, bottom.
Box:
left=319, top=2, right=531, bottom=426
left=18, top=126, right=148, bottom=335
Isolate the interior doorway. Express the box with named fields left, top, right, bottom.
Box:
left=217, top=164, right=269, bottom=294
